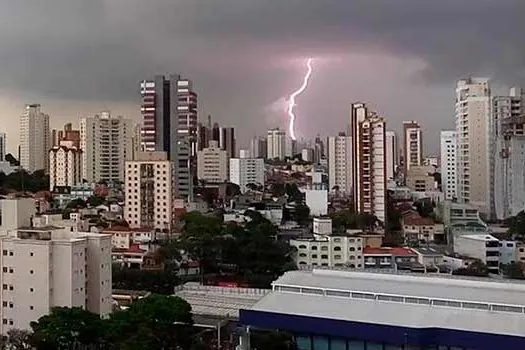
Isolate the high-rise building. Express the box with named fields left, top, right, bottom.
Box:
left=229, top=153, right=265, bottom=193
left=403, top=121, right=422, bottom=176
left=52, top=123, right=80, bottom=148
left=49, top=145, right=82, bottom=191
left=493, top=87, right=525, bottom=220
left=0, top=199, right=112, bottom=333
left=80, top=111, right=133, bottom=183
left=455, top=78, right=492, bottom=216
left=327, top=133, right=353, bottom=195
left=131, top=123, right=142, bottom=160
left=385, top=131, right=397, bottom=180
left=350, top=103, right=387, bottom=223
left=0, top=132, right=5, bottom=162
left=124, top=152, right=174, bottom=232
left=140, top=75, right=197, bottom=199
left=249, top=137, right=267, bottom=159
left=440, top=131, right=458, bottom=200
left=219, top=127, right=236, bottom=158
left=267, top=128, right=286, bottom=160
left=19, top=104, right=50, bottom=173
left=197, top=141, right=229, bottom=183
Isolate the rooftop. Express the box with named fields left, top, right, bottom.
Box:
left=363, top=247, right=415, bottom=256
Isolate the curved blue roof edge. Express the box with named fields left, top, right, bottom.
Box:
left=239, top=309, right=525, bottom=350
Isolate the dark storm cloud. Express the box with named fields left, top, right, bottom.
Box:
left=0, top=0, right=523, bottom=102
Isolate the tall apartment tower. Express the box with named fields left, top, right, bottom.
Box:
left=0, top=132, right=5, bottom=162
left=219, top=127, right=236, bottom=158
left=197, top=140, right=229, bottom=183
left=229, top=152, right=265, bottom=193
left=385, top=131, right=397, bottom=181
left=267, top=128, right=286, bottom=160
left=49, top=145, right=82, bottom=191
left=440, top=131, right=458, bottom=200
left=19, top=104, right=50, bottom=173
left=455, top=78, right=492, bottom=216
left=493, top=87, right=525, bottom=220
left=402, top=121, right=422, bottom=176
left=124, top=152, right=174, bottom=232
left=350, top=103, right=387, bottom=224
left=140, top=75, right=197, bottom=199
left=249, top=137, right=267, bottom=159
left=327, top=133, right=353, bottom=195
left=80, top=111, right=133, bottom=183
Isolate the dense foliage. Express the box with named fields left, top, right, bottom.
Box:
left=452, top=260, right=490, bottom=277
left=330, top=209, right=379, bottom=232
left=506, top=211, right=525, bottom=240
left=112, top=265, right=180, bottom=294
left=0, top=169, right=49, bottom=193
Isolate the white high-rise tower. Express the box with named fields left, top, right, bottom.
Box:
left=19, top=104, right=50, bottom=173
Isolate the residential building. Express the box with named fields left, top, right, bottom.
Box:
left=19, top=104, right=50, bottom=173
left=285, top=137, right=297, bottom=158
left=411, top=247, right=444, bottom=268
left=229, top=154, right=264, bottom=193
left=140, top=75, right=197, bottom=199
left=363, top=247, right=418, bottom=269
left=0, top=198, right=36, bottom=232
left=131, top=123, right=142, bottom=160
left=313, top=217, right=332, bottom=235
left=219, top=127, right=236, bottom=158
left=455, top=78, right=492, bottom=217
left=402, top=120, right=422, bottom=175
left=454, top=234, right=500, bottom=273
left=52, top=123, right=80, bottom=149
left=385, top=130, right=397, bottom=180
left=405, top=165, right=436, bottom=193
left=423, top=156, right=439, bottom=167
left=440, top=130, right=457, bottom=200
left=267, top=128, right=286, bottom=160
left=327, top=133, right=352, bottom=196
left=0, top=132, right=5, bottom=162
left=493, top=87, right=525, bottom=220
left=49, top=145, right=82, bottom=191
left=350, top=103, right=387, bottom=223
left=499, top=240, right=518, bottom=265
left=401, top=212, right=444, bottom=243
left=80, top=111, right=133, bottom=183
left=124, top=152, right=174, bottom=233
left=249, top=136, right=267, bottom=159
left=238, top=270, right=525, bottom=349
left=197, top=141, right=229, bottom=183
left=305, top=177, right=328, bottom=216
left=301, top=148, right=314, bottom=162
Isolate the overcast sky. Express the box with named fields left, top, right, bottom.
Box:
left=1, top=0, right=523, bottom=154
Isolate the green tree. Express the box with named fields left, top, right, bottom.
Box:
left=506, top=211, right=525, bottom=239
left=112, top=264, right=180, bottom=294
left=293, top=203, right=310, bottom=225
left=251, top=331, right=298, bottom=350
left=88, top=195, right=106, bottom=207
left=30, top=307, right=106, bottom=349
left=452, top=260, right=489, bottom=277
left=2, top=329, right=33, bottom=349
left=502, top=262, right=525, bottom=280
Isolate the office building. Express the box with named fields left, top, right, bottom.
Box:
left=197, top=141, right=229, bottom=183
left=350, top=103, right=387, bottom=223
left=402, top=121, right=422, bottom=175
left=80, top=111, right=133, bottom=183
left=49, top=145, right=82, bottom=191
left=493, top=87, right=525, bottom=220
left=124, top=152, right=174, bottom=232
left=455, top=78, right=492, bottom=217
left=385, top=130, right=397, bottom=180
left=249, top=137, right=267, bottom=159
left=219, top=127, right=236, bottom=158
left=267, top=128, right=286, bottom=160
left=229, top=154, right=265, bottom=193
left=327, top=133, right=352, bottom=195
left=0, top=132, right=5, bottom=162
left=440, top=130, right=457, bottom=200
left=19, top=104, right=50, bottom=173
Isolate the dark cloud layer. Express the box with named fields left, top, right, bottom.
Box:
left=0, top=0, right=524, bottom=151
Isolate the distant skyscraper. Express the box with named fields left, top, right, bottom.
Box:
left=493, top=87, right=525, bottom=220
left=219, top=127, right=236, bottom=158
left=385, top=131, right=397, bottom=180
left=250, top=137, right=267, bottom=159
left=80, top=112, right=132, bottom=183
left=0, top=132, right=5, bottom=162
left=197, top=141, right=229, bottom=183
left=267, top=128, right=286, bottom=160
left=440, top=131, right=457, bottom=200
left=19, top=104, right=50, bottom=173
left=403, top=121, right=422, bottom=177
left=455, top=78, right=492, bottom=216
left=313, top=135, right=325, bottom=164
left=327, top=133, right=353, bottom=195
left=230, top=153, right=265, bottom=193
left=131, top=123, right=142, bottom=160
left=350, top=102, right=387, bottom=223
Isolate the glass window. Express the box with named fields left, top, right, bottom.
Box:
left=296, top=335, right=311, bottom=350
left=348, top=340, right=365, bottom=350
left=331, top=338, right=346, bottom=350
left=385, top=345, right=403, bottom=350
left=313, top=336, right=329, bottom=350
left=367, top=342, right=383, bottom=350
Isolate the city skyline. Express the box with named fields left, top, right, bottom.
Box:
left=0, top=1, right=523, bottom=154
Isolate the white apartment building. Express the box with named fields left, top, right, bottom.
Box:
left=455, top=78, right=492, bottom=217
left=493, top=87, right=525, bottom=220
left=453, top=234, right=500, bottom=273
left=402, top=121, right=422, bottom=174
left=49, top=146, right=82, bottom=191
left=385, top=130, right=397, bottom=180
left=327, top=133, right=352, bottom=195
left=197, top=141, right=229, bottom=183
left=229, top=155, right=264, bottom=193
left=351, top=103, right=387, bottom=224
left=19, top=104, right=50, bottom=173
left=124, top=152, right=174, bottom=232
left=80, top=111, right=133, bottom=183
left=440, top=130, right=457, bottom=200
left=291, top=235, right=364, bottom=269
left=267, top=128, right=286, bottom=160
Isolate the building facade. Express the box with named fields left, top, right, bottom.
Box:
left=440, top=130, right=457, bottom=200
left=80, top=112, right=133, bottom=183
left=250, top=137, right=267, bottom=159
left=49, top=146, right=82, bottom=191
left=219, top=127, right=236, bottom=159
left=0, top=132, right=5, bottom=162
left=350, top=103, right=387, bottom=223
left=402, top=120, right=422, bottom=175
left=327, top=133, right=353, bottom=196
left=454, top=234, right=500, bottom=273
left=124, top=152, right=174, bottom=233
left=267, top=128, right=286, bottom=160
left=405, top=165, right=436, bottom=193
left=197, top=141, right=229, bottom=183
left=229, top=156, right=265, bottom=193
left=385, top=130, right=397, bottom=180
left=455, top=78, right=492, bottom=217
left=19, top=104, right=50, bottom=173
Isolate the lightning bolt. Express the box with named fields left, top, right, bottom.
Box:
left=287, top=58, right=313, bottom=141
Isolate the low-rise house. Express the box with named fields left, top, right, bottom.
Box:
left=401, top=212, right=444, bottom=243
left=453, top=234, right=500, bottom=273
left=411, top=247, right=444, bottom=269
left=500, top=240, right=519, bottom=265
left=363, top=247, right=418, bottom=269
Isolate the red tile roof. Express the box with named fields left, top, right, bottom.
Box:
left=112, top=244, right=147, bottom=254
left=402, top=213, right=435, bottom=226
left=363, top=247, right=415, bottom=256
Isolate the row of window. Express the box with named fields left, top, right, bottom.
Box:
left=2, top=250, right=36, bottom=257
left=297, top=245, right=362, bottom=252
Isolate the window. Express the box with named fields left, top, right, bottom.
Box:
left=312, top=254, right=318, bottom=258
left=8, top=268, right=13, bottom=273
left=321, top=255, right=328, bottom=259
left=30, top=270, right=33, bottom=274
left=2, top=284, right=7, bottom=290
left=29, top=288, right=34, bottom=292
left=8, top=252, right=13, bottom=256
left=298, top=245, right=307, bottom=249
left=8, top=286, right=13, bottom=291
left=333, top=246, right=342, bottom=251
left=349, top=247, right=355, bottom=251
left=2, top=250, right=6, bottom=256
left=2, top=267, right=6, bottom=273
left=30, top=306, right=34, bottom=310
left=30, top=252, right=34, bottom=257
left=334, top=255, right=341, bottom=260
left=2, top=302, right=6, bottom=307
